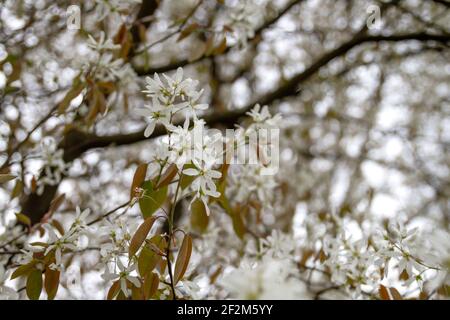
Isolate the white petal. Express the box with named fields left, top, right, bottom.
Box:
left=175, top=67, right=183, bottom=83
left=183, top=168, right=199, bottom=176
left=144, top=122, right=156, bottom=137
left=208, top=170, right=222, bottom=179
left=127, top=276, right=141, bottom=288
left=120, top=278, right=128, bottom=296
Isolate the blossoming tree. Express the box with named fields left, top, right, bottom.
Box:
left=0, top=0, right=449, bottom=300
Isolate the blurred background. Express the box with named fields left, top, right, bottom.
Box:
left=0, top=0, right=449, bottom=299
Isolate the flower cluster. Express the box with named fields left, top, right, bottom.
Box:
left=17, top=207, right=91, bottom=274
left=138, top=68, right=206, bottom=137
left=36, top=137, right=70, bottom=195
left=322, top=234, right=380, bottom=296
left=136, top=68, right=224, bottom=212
left=222, top=1, right=268, bottom=46
left=313, top=217, right=450, bottom=298
left=99, top=218, right=135, bottom=263
left=83, top=31, right=134, bottom=83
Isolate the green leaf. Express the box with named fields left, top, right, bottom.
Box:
left=26, top=269, right=43, bottom=300
left=15, top=213, right=31, bottom=227
left=138, top=235, right=165, bottom=277
left=190, top=199, right=209, bottom=233
left=0, top=174, right=16, bottom=183
left=138, top=246, right=157, bottom=277
left=129, top=216, right=156, bottom=257
left=138, top=180, right=167, bottom=218
left=174, top=234, right=192, bottom=284
left=11, top=179, right=23, bottom=199
left=11, top=263, right=35, bottom=280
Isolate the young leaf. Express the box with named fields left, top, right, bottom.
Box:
left=26, top=269, right=43, bottom=300
left=44, top=268, right=60, bottom=300
left=231, top=204, right=247, bottom=240
left=178, top=23, right=200, bottom=42
left=47, top=193, right=66, bottom=218
left=107, top=280, right=121, bottom=300
left=213, top=37, right=227, bottom=55
left=379, top=284, right=390, bottom=300
left=155, top=164, right=178, bottom=189
left=174, top=234, right=192, bottom=284
left=129, top=216, right=156, bottom=257
left=389, top=287, right=402, bottom=300
left=190, top=199, right=209, bottom=233
left=51, top=219, right=65, bottom=236
left=30, top=176, right=37, bottom=193
left=139, top=180, right=168, bottom=218
left=86, top=86, right=106, bottom=126
left=130, top=163, right=148, bottom=200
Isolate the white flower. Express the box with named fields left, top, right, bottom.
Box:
left=43, top=225, right=79, bottom=268
left=36, top=137, right=70, bottom=195
left=261, top=230, right=295, bottom=259
left=102, top=260, right=141, bottom=297
left=71, top=206, right=91, bottom=232
left=183, top=157, right=222, bottom=216
left=184, top=158, right=221, bottom=192
left=142, top=67, right=206, bottom=115
left=87, top=31, right=120, bottom=52
left=228, top=164, right=277, bottom=205
left=246, top=104, right=282, bottom=130
left=143, top=72, right=169, bottom=100
left=167, top=118, right=194, bottom=168
left=135, top=97, right=172, bottom=137
left=223, top=1, right=267, bottom=46
left=94, top=54, right=126, bottom=82
left=95, top=0, right=142, bottom=20
left=187, top=89, right=208, bottom=118
left=99, top=219, right=134, bottom=262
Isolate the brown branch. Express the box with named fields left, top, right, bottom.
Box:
left=430, top=0, right=450, bottom=8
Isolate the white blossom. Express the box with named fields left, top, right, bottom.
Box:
left=102, top=260, right=141, bottom=297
